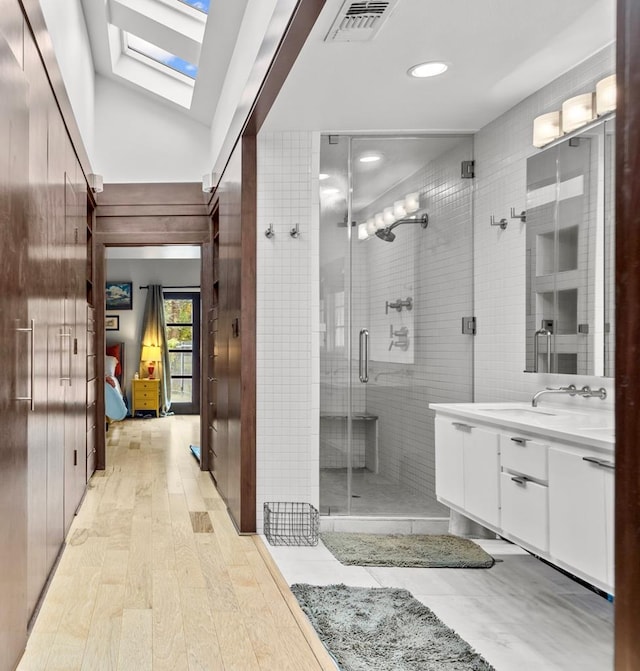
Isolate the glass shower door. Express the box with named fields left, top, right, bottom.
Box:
left=319, top=134, right=475, bottom=517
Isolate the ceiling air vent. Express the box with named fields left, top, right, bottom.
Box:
left=324, top=0, right=399, bottom=42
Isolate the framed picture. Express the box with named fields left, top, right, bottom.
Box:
left=105, top=315, right=120, bottom=331
left=106, top=282, right=133, bottom=310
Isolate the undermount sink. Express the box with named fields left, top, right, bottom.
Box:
left=486, top=408, right=556, bottom=417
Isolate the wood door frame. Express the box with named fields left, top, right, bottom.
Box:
left=615, top=1, right=640, bottom=667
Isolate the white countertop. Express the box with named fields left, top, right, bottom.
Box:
left=429, top=402, right=614, bottom=453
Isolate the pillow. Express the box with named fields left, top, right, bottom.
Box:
left=105, top=355, right=118, bottom=377
left=106, top=343, right=122, bottom=377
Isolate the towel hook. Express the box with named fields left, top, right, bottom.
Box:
left=490, top=215, right=508, bottom=230
left=265, top=223, right=275, bottom=239
left=290, top=223, right=300, bottom=238
left=510, top=207, right=527, bottom=223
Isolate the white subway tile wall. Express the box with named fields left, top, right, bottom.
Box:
left=474, top=44, right=615, bottom=406
left=256, top=132, right=321, bottom=532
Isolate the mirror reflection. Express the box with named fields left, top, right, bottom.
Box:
left=525, top=117, right=615, bottom=377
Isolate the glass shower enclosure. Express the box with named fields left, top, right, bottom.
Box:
left=319, top=135, right=474, bottom=517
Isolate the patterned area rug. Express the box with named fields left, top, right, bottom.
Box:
left=292, top=583, right=496, bottom=671
left=320, top=532, right=495, bottom=568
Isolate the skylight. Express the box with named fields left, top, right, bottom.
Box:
left=127, top=33, right=198, bottom=79
left=177, top=0, right=210, bottom=13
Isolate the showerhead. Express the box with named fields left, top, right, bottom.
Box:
left=374, top=213, right=429, bottom=242
left=375, top=228, right=396, bottom=242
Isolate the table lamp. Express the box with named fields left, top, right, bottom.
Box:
left=141, top=345, right=161, bottom=379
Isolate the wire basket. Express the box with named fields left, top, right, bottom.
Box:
left=263, top=502, right=319, bottom=546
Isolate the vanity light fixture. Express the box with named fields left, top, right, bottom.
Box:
left=532, top=74, right=616, bottom=148
left=561, top=92, right=595, bottom=134
left=596, top=74, right=616, bottom=116
left=533, top=110, right=562, bottom=148
left=374, top=213, right=385, bottom=230
left=359, top=153, right=382, bottom=164
left=358, top=223, right=369, bottom=241
left=408, top=61, right=448, bottom=78
left=366, top=218, right=377, bottom=236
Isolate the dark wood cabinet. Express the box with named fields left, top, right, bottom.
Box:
left=1, top=7, right=92, bottom=662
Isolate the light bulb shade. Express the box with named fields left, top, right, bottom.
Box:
left=596, top=74, right=616, bottom=116
left=393, top=200, right=407, bottom=219
left=561, top=92, right=595, bottom=134
left=374, top=213, right=385, bottom=230
left=404, top=192, right=420, bottom=213
left=141, top=345, right=161, bottom=362
left=383, top=207, right=395, bottom=226
left=533, top=111, right=562, bottom=148
left=358, top=223, right=369, bottom=240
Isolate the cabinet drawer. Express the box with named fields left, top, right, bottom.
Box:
left=134, top=390, right=158, bottom=401
left=501, top=472, right=549, bottom=552
left=135, top=381, right=158, bottom=392
left=500, top=434, right=548, bottom=480
left=135, top=399, right=157, bottom=410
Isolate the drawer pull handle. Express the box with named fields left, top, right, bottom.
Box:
left=510, top=437, right=528, bottom=445
left=582, top=456, right=615, bottom=470
left=511, top=476, right=528, bottom=485
left=452, top=422, right=475, bottom=430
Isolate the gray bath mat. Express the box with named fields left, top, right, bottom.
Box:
left=292, top=583, right=495, bottom=671
left=320, top=532, right=495, bottom=568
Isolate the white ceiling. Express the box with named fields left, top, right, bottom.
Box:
left=264, top=0, right=616, bottom=132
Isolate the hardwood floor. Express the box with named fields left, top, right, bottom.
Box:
left=17, top=417, right=334, bottom=671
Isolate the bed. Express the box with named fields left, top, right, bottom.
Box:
left=105, top=341, right=128, bottom=421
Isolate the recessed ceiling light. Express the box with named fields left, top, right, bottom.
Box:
left=359, top=154, right=382, bottom=164
left=319, top=173, right=330, bottom=180
left=408, top=61, right=449, bottom=78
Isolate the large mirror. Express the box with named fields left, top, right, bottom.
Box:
left=525, top=117, right=615, bottom=377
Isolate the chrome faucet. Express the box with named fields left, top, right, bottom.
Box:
left=532, top=384, right=607, bottom=407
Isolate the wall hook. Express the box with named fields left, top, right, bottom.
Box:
left=265, top=224, right=275, bottom=239
left=490, top=215, right=508, bottom=230
left=290, top=223, right=300, bottom=238
left=510, top=207, right=527, bottom=223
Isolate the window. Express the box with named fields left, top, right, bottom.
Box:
left=177, top=0, right=210, bottom=13
left=126, top=33, right=198, bottom=80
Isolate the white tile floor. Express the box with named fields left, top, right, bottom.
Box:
left=264, top=536, right=614, bottom=671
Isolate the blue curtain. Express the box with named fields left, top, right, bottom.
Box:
left=139, top=285, right=172, bottom=414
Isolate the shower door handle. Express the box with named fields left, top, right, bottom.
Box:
left=359, top=329, right=369, bottom=383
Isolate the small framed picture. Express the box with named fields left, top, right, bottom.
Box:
left=106, top=282, right=133, bottom=310
left=105, top=315, right=120, bottom=331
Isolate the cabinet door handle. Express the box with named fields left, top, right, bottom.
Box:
left=511, top=476, right=528, bottom=485
left=510, top=437, right=529, bottom=445
left=452, top=422, right=475, bottom=430
left=582, top=456, right=615, bottom=470
left=15, top=319, right=35, bottom=411
left=58, top=329, right=72, bottom=385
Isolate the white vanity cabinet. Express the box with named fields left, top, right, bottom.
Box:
left=499, top=433, right=549, bottom=552
left=435, top=417, right=500, bottom=527
left=431, top=402, right=614, bottom=595
left=548, top=445, right=615, bottom=591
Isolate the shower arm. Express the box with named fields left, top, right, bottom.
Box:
left=385, top=213, right=429, bottom=232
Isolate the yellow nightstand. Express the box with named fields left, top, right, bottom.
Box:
left=132, top=378, right=160, bottom=417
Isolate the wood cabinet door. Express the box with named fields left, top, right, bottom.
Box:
left=0, top=29, right=29, bottom=668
